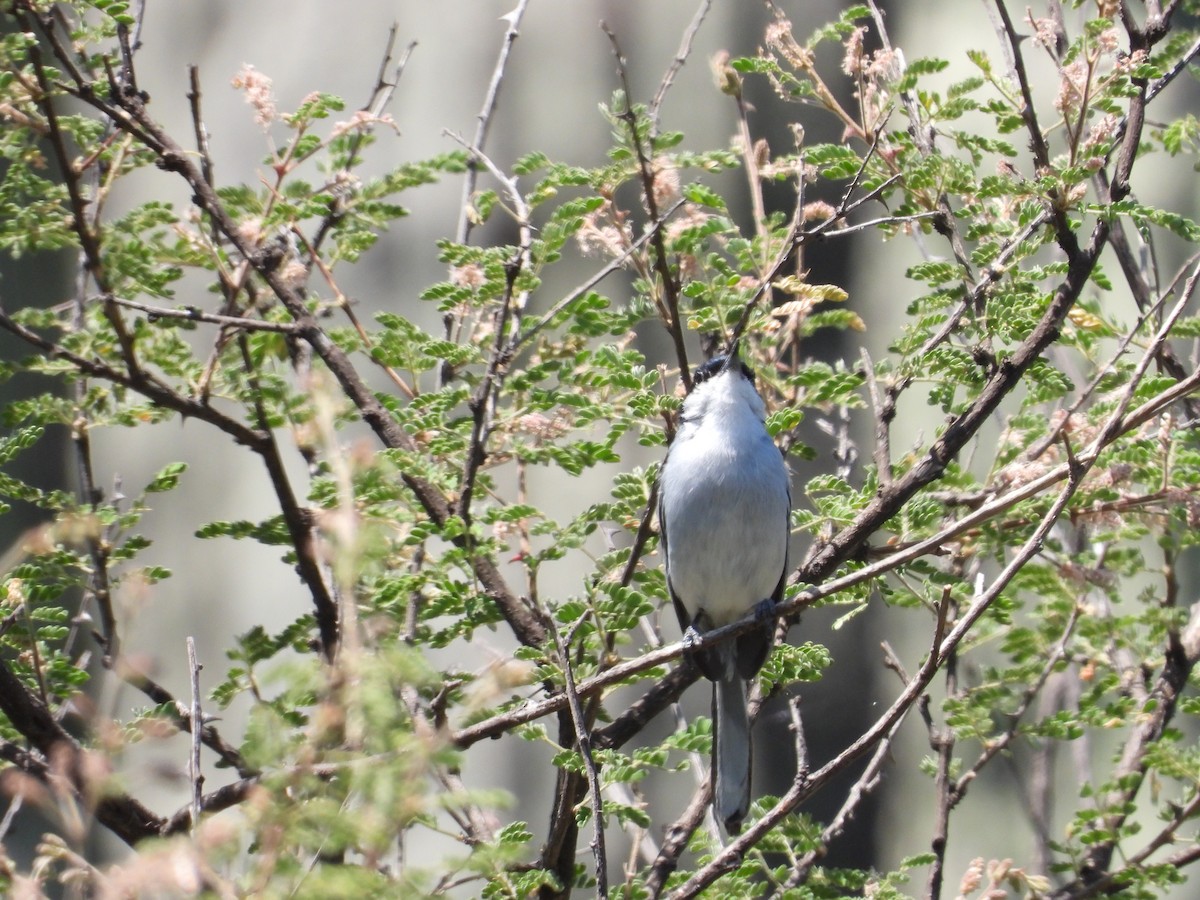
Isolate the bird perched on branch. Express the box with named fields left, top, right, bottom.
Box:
left=658, top=349, right=791, bottom=834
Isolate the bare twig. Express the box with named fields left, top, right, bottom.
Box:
left=990, top=0, right=1051, bottom=170
left=781, top=697, right=904, bottom=889
left=859, top=348, right=894, bottom=484
left=0, top=654, right=164, bottom=844
left=602, top=22, right=691, bottom=389
left=186, top=637, right=203, bottom=832
left=1052, top=603, right=1200, bottom=897
left=644, top=778, right=713, bottom=897
left=187, top=64, right=215, bottom=189
left=553, top=622, right=608, bottom=897
left=0, top=303, right=266, bottom=449
left=648, top=0, right=714, bottom=129
left=453, top=0, right=530, bottom=248
left=729, top=169, right=905, bottom=347
left=950, top=606, right=1081, bottom=805
left=924, top=592, right=958, bottom=900
left=117, top=658, right=253, bottom=777
left=27, top=44, right=137, bottom=374
left=106, top=295, right=300, bottom=333
left=311, top=28, right=417, bottom=259
left=440, top=137, right=533, bottom=527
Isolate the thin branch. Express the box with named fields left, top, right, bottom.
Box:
left=780, top=697, right=904, bottom=890
left=161, top=777, right=259, bottom=836
left=644, top=776, right=713, bottom=897
left=310, top=28, right=418, bottom=259
left=186, top=636, right=203, bottom=832
left=731, top=72, right=770, bottom=282
left=1052, top=604, right=1200, bottom=896
left=925, top=591, right=958, bottom=900
left=859, top=348, right=894, bottom=484
left=17, top=16, right=540, bottom=651
left=106, top=296, right=301, bottom=333
left=799, top=215, right=1109, bottom=581
left=187, top=64, right=215, bottom=189
left=915, top=210, right=1050, bottom=359
left=69, top=404, right=120, bottom=660
left=291, top=226, right=416, bottom=399
left=0, top=654, right=164, bottom=844
left=648, top=0, right=714, bottom=129
left=26, top=43, right=137, bottom=373
left=553, top=622, right=608, bottom=898
left=116, top=658, right=253, bottom=777
left=453, top=0, right=530, bottom=248
left=990, top=0, right=1051, bottom=170
left=398, top=684, right=498, bottom=846
left=868, top=1, right=976, bottom=282
left=81, top=86, right=543, bottom=649
left=949, top=606, right=1081, bottom=805
left=602, top=21, right=691, bottom=389
left=0, top=303, right=267, bottom=450
left=440, top=135, right=535, bottom=531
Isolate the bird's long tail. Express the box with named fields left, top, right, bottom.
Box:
left=713, top=674, right=751, bottom=834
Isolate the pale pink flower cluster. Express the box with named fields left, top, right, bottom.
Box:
left=1187, top=495, right=1200, bottom=528
left=451, top=263, right=486, bottom=290
left=843, top=26, right=896, bottom=83
left=765, top=19, right=813, bottom=72
left=1046, top=21, right=1128, bottom=125
left=1054, top=59, right=1089, bottom=114
left=801, top=200, right=838, bottom=223
left=331, top=109, right=400, bottom=140
left=957, top=857, right=986, bottom=897
left=230, top=64, right=276, bottom=129
left=842, top=26, right=867, bottom=77
left=1114, top=47, right=1148, bottom=75
left=576, top=201, right=634, bottom=260
left=955, top=857, right=1050, bottom=899
left=515, top=408, right=573, bottom=442
left=650, top=156, right=682, bottom=210
left=1082, top=112, right=1120, bottom=164
left=278, top=258, right=308, bottom=291
left=760, top=150, right=815, bottom=183
left=839, top=26, right=898, bottom=134
left=1030, top=17, right=1061, bottom=51
left=235, top=216, right=265, bottom=246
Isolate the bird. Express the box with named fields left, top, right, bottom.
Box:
left=657, top=349, right=791, bottom=834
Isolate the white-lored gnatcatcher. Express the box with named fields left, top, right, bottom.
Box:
left=658, top=349, right=790, bottom=834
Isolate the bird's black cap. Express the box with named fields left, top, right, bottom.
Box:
left=692, top=352, right=754, bottom=388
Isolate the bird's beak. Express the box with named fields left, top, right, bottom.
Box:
left=720, top=340, right=741, bottom=373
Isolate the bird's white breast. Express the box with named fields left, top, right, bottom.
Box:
left=660, top=373, right=790, bottom=626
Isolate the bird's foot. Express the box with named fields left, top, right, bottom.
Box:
left=682, top=625, right=705, bottom=650
left=752, top=598, right=778, bottom=623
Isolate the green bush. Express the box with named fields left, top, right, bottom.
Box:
left=2, top=1, right=1200, bottom=896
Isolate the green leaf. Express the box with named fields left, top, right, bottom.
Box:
left=144, top=462, right=187, bottom=493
